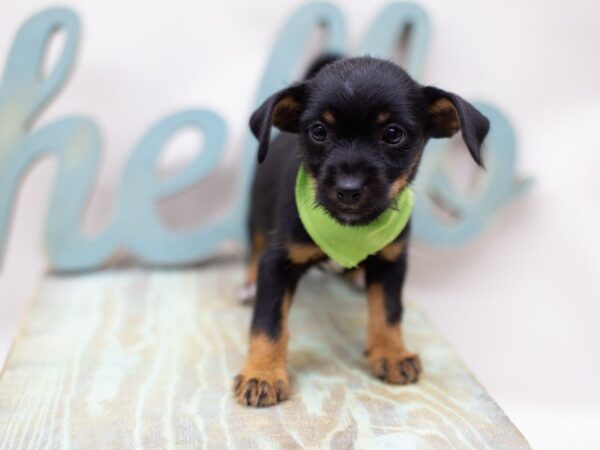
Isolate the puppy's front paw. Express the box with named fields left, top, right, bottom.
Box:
left=367, top=349, right=422, bottom=385
left=233, top=372, right=290, bottom=407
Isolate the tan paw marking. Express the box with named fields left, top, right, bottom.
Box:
left=367, top=349, right=422, bottom=385
left=233, top=371, right=290, bottom=407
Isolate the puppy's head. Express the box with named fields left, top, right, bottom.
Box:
left=250, top=57, right=490, bottom=226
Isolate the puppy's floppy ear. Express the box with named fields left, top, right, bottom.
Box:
left=422, top=86, right=490, bottom=167
left=249, top=83, right=307, bottom=163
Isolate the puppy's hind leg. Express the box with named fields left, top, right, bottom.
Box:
left=236, top=232, right=267, bottom=304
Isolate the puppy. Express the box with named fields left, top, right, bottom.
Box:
left=234, top=56, right=489, bottom=407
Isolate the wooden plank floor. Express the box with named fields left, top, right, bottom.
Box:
left=0, top=262, right=529, bottom=449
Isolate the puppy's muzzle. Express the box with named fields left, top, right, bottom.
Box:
left=335, top=176, right=363, bottom=206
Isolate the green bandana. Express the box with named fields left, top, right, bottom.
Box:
left=295, top=166, right=414, bottom=269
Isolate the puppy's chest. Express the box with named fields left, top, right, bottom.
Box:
left=318, top=258, right=346, bottom=274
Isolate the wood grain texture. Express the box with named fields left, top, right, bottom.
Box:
left=0, top=263, right=529, bottom=449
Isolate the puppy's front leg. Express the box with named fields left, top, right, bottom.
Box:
left=234, top=246, right=307, bottom=407
left=364, top=241, right=422, bottom=384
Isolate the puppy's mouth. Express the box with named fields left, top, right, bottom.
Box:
left=320, top=199, right=389, bottom=226
left=313, top=176, right=391, bottom=226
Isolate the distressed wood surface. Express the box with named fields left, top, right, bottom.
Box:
left=0, top=262, right=528, bottom=449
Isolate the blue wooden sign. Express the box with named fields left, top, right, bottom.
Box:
left=0, top=3, right=529, bottom=272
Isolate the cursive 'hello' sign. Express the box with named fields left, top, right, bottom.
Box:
left=0, top=3, right=529, bottom=272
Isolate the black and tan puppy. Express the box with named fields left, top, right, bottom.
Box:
left=234, top=56, right=489, bottom=407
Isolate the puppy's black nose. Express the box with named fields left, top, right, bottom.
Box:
left=336, top=178, right=363, bottom=205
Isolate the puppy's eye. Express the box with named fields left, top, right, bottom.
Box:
left=309, top=122, right=327, bottom=142
left=382, top=125, right=406, bottom=145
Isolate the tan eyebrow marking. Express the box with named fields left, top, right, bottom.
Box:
left=377, top=111, right=391, bottom=124
left=322, top=110, right=335, bottom=125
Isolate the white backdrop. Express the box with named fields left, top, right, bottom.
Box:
left=1, top=0, right=599, bottom=448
